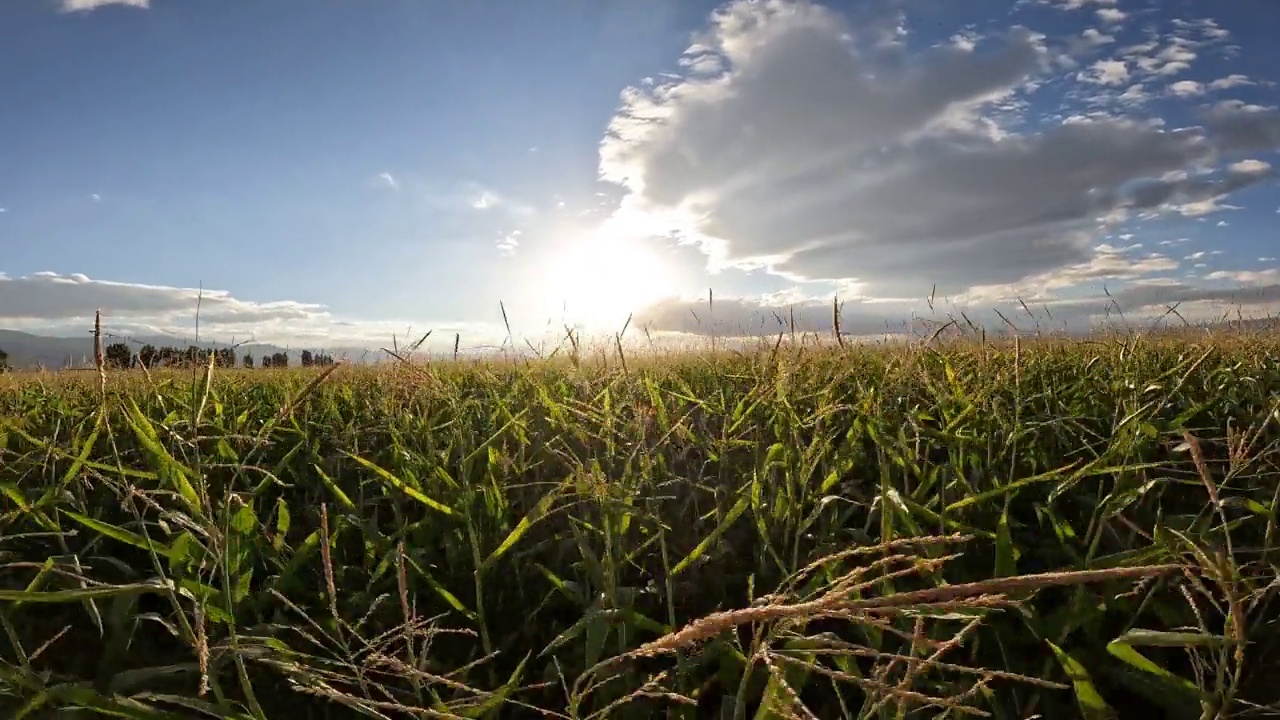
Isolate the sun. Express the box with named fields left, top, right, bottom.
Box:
left=540, top=224, right=677, bottom=333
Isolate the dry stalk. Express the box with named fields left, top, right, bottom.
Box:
left=576, top=537, right=1178, bottom=717
left=627, top=563, right=1177, bottom=659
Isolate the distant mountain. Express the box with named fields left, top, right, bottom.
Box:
left=0, top=329, right=384, bottom=370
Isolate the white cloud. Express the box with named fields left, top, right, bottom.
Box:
left=1118, top=83, right=1149, bottom=103
left=1124, top=31, right=1206, bottom=78
left=1080, top=59, right=1129, bottom=86
left=1209, top=74, right=1254, bottom=90
left=958, top=245, right=1181, bottom=303
left=0, top=272, right=501, bottom=349
left=1176, top=18, right=1230, bottom=41
left=90, top=193, right=103, bottom=202
left=597, top=0, right=1279, bottom=301
left=1079, top=28, right=1115, bottom=47
left=378, top=172, right=399, bottom=190
left=471, top=190, right=502, bottom=210
left=1227, top=158, right=1271, bottom=175
left=60, top=0, right=149, bottom=11
left=951, top=31, right=981, bottom=52
left=496, top=230, right=522, bottom=257
left=1096, top=8, right=1127, bottom=23
left=1206, top=269, right=1280, bottom=285
left=0, top=272, right=324, bottom=325
left=1168, top=80, right=1204, bottom=97
left=1056, top=0, right=1116, bottom=8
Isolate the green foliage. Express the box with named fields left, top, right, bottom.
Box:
left=0, top=332, right=1277, bottom=718
left=105, top=342, right=133, bottom=369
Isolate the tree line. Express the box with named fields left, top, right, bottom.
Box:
left=102, top=343, right=335, bottom=370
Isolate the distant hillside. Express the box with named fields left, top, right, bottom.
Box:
left=0, top=329, right=382, bottom=370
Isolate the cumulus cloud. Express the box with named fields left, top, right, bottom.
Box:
left=1168, top=80, right=1204, bottom=97
left=1118, top=26, right=1219, bottom=80
left=1078, top=28, right=1115, bottom=48
left=60, top=0, right=149, bottom=11
left=1096, top=8, right=1126, bottom=24
left=1228, top=159, right=1271, bottom=175
left=1080, top=59, right=1129, bottom=85
left=597, top=0, right=1280, bottom=302
left=0, top=272, right=502, bottom=348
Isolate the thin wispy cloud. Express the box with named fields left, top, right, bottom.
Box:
left=60, top=0, right=150, bottom=12
left=377, top=172, right=399, bottom=190
left=1209, top=74, right=1255, bottom=90
left=471, top=190, right=501, bottom=210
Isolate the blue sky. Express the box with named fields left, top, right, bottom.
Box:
left=1, top=0, right=1278, bottom=349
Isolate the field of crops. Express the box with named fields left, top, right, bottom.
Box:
left=0, top=332, right=1278, bottom=719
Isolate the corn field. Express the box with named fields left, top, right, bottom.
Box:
left=0, top=332, right=1278, bottom=719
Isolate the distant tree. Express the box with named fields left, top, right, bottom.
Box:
left=138, top=344, right=158, bottom=368
left=158, top=346, right=179, bottom=366
left=0, top=347, right=8, bottom=371
left=271, top=352, right=289, bottom=368
left=218, top=348, right=236, bottom=368
left=243, top=353, right=254, bottom=369
left=300, top=350, right=313, bottom=367
left=104, top=342, right=132, bottom=369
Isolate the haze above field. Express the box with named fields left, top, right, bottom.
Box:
left=1, top=0, right=1278, bottom=352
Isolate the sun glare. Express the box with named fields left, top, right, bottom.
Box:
left=542, top=225, right=676, bottom=332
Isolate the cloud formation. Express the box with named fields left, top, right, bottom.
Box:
left=60, top=0, right=149, bottom=11
left=1096, top=8, right=1126, bottom=24
left=0, top=272, right=502, bottom=349
left=633, top=276, right=1280, bottom=339
left=598, top=0, right=1280, bottom=302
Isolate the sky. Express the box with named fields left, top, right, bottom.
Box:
left=1, top=0, right=1278, bottom=351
